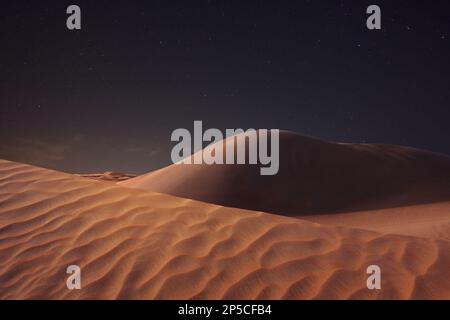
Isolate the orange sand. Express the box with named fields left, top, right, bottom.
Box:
left=303, top=201, right=450, bottom=241
left=0, top=159, right=449, bottom=299
left=119, top=131, right=450, bottom=216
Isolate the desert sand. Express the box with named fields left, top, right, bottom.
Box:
left=0, top=159, right=449, bottom=299
left=119, top=131, right=450, bottom=216
left=77, top=172, right=136, bottom=182
left=303, top=201, right=450, bottom=241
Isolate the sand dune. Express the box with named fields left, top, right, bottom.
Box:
left=77, top=172, right=136, bottom=182
left=0, top=159, right=449, bottom=299
left=119, top=131, right=450, bottom=216
left=303, top=201, right=450, bottom=241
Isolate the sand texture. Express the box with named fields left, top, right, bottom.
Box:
left=119, top=131, right=450, bottom=216
left=77, top=172, right=136, bottom=182
left=303, top=201, right=450, bottom=241
left=0, top=159, right=449, bottom=299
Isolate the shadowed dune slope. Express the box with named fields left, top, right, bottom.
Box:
left=303, top=201, right=450, bottom=241
left=119, top=131, right=450, bottom=216
left=0, top=159, right=449, bottom=299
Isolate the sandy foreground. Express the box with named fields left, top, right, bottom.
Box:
left=0, top=159, right=449, bottom=299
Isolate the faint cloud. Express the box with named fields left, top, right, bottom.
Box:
left=0, top=137, right=70, bottom=165
left=149, top=148, right=160, bottom=157
left=72, top=134, right=85, bottom=142
left=124, top=146, right=160, bottom=158
left=125, top=146, right=146, bottom=153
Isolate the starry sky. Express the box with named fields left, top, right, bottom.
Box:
left=1, top=0, right=449, bottom=174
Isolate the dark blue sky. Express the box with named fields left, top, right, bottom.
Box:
left=1, top=0, right=449, bottom=173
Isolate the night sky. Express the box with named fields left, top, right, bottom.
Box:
left=1, top=0, right=449, bottom=174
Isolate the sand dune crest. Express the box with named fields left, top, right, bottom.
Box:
left=119, top=131, right=450, bottom=216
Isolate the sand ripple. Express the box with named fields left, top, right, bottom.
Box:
left=0, top=160, right=448, bottom=299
